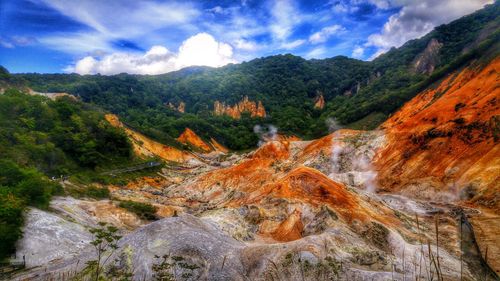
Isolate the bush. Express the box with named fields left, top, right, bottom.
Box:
left=82, top=186, right=110, bottom=199
left=0, top=160, right=61, bottom=261
left=118, top=200, right=157, bottom=220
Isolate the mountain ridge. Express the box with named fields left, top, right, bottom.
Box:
left=4, top=2, right=497, bottom=152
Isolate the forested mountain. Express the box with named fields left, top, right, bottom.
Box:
left=6, top=2, right=500, bottom=150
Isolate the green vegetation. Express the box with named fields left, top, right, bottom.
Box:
left=0, top=89, right=134, bottom=261
left=0, top=160, right=62, bottom=260
left=118, top=200, right=158, bottom=220
left=72, top=186, right=110, bottom=199
left=83, top=222, right=123, bottom=281
left=0, top=89, right=132, bottom=175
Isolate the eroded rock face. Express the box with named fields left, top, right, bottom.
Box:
left=15, top=197, right=146, bottom=268
left=176, top=128, right=229, bottom=153
left=314, top=93, right=325, bottom=109
left=214, top=96, right=266, bottom=119
left=376, top=58, right=500, bottom=208
left=413, top=38, right=443, bottom=74
left=16, top=208, right=93, bottom=267
left=105, top=114, right=196, bottom=163
left=166, top=102, right=185, bottom=113
left=177, top=128, right=213, bottom=152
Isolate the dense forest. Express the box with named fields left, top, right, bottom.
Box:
left=4, top=2, right=500, bottom=151
left=0, top=89, right=134, bottom=260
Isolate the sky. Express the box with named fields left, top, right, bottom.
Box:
left=0, top=0, right=493, bottom=74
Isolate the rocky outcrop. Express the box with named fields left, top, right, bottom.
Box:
left=105, top=114, right=196, bottom=163
left=176, top=128, right=229, bottom=153
left=314, top=93, right=325, bottom=109
left=28, top=89, right=77, bottom=100
left=166, top=101, right=185, bottom=113
left=210, top=137, right=229, bottom=153
left=16, top=208, right=93, bottom=268
left=214, top=96, right=266, bottom=119
left=177, top=128, right=213, bottom=152
left=413, top=38, right=443, bottom=74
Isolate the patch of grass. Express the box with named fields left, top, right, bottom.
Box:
left=118, top=200, right=158, bottom=220
left=67, top=185, right=110, bottom=199
left=346, top=112, right=387, bottom=130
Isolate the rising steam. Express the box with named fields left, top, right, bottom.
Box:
left=254, top=124, right=278, bottom=146
left=327, top=118, right=378, bottom=193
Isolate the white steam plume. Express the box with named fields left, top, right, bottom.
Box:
left=254, top=124, right=278, bottom=146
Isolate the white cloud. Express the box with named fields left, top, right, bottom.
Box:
left=67, top=33, right=236, bottom=75
left=309, top=24, right=344, bottom=44
left=270, top=0, right=304, bottom=41
left=70, top=56, right=98, bottom=74
left=176, top=33, right=236, bottom=69
left=352, top=46, right=365, bottom=58
left=39, top=32, right=111, bottom=54
left=0, top=38, right=14, bottom=48
left=206, top=6, right=225, bottom=14
left=280, top=39, right=306, bottom=50
left=366, top=0, right=493, bottom=58
left=306, top=47, right=327, bottom=59
left=0, top=36, right=37, bottom=48
left=40, top=0, right=199, bottom=38
left=233, top=39, right=261, bottom=51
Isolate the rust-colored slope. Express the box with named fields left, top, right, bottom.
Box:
left=253, top=166, right=396, bottom=225
left=105, top=114, right=193, bottom=162
left=210, top=138, right=229, bottom=153
left=192, top=141, right=290, bottom=195
left=268, top=208, right=303, bottom=242
left=177, top=128, right=213, bottom=152
left=262, top=167, right=358, bottom=217
left=375, top=58, right=500, bottom=207
left=297, top=129, right=363, bottom=161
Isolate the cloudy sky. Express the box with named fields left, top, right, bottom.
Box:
left=0, top=0, right=492, bottom=74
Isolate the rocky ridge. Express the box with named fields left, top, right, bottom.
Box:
left=214, top=96, right=266, bottom=119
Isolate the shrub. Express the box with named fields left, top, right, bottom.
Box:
left=83, top=186, right=110, bottom=199
left=0, top=160, right=61, bottom=260
left=118, top=200, right=157, bottom=220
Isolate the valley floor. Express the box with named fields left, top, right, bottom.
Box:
left=11, top=129, right=499, bottom=281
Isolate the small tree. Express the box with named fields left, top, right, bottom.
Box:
left=86, top=222, right=122, bottom=281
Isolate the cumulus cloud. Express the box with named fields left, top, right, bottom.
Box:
left=309, top=25, right=344, bottom=44
left=176, top=33, right=235, bottom=69
left=352, top=45, right=365, bottom=58
left=366, top=0, right=493, bottom=59
left=67, top=33, right=236, bottom=75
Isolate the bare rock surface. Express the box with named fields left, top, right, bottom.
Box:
left=15, top=208, right=93, bottom=268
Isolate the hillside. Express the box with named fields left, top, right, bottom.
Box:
left=9, top=2, right=499, bottom=151
left=376, top=57, right=500, bottom=207
left=0, top=88, right=137, bottom=261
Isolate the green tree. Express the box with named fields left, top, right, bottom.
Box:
left=86, top=222, right=122, bottom=281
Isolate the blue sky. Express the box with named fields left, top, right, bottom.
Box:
left=0, top=0, right=492, bottom=74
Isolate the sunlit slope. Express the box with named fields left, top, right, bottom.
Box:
left=375, top=58, right=500, bottom=208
